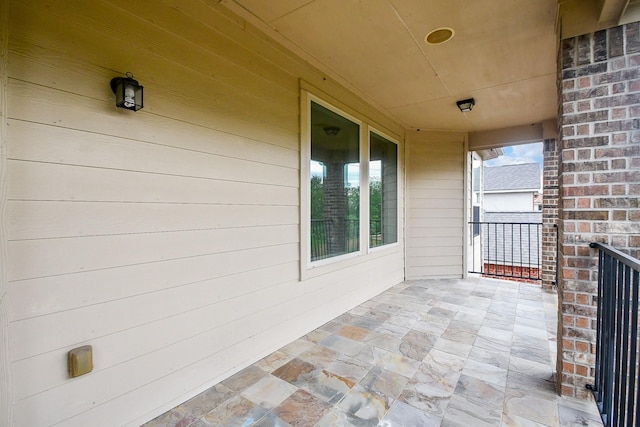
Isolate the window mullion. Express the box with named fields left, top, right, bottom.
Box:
left=360, top=125, right=370, bottom=254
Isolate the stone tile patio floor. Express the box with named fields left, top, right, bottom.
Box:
left=144, top=277, right=603, bottom=426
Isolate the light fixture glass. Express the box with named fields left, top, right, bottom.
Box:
left=456, top=98, right=475, bottom=112
left=425, top=27, right=454, bottom=45
left=323, top=126, right=341, bottom=136
left=110, top=72, right=144, bottom=111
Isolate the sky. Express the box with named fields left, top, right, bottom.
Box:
left=483, top=141, right=543, bottom=167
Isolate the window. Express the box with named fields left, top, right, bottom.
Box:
left=310, top=101, right=360, bottom=262
left=305, top=95, right=399, bottom=267
left=369, top=131, right=398, bottom=247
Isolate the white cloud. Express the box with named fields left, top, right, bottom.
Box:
left=484, top=142, right=543, bottom=167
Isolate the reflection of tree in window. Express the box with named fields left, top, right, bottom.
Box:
left=310, top=102, right=360, bottom=261
left=370, top=132, right=397, bottom=248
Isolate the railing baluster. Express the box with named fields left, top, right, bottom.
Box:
left=492, top=222, right=496, bottom=275
left=613, top=260, right=624, bottom=426
left=502, top=223, right=506, bottom=277
left=467, top=221, right=543, bottom=283
left=603, top=255, right=615, bottom=425
left=588, top=242, right=640, bottom=427
left=525, top=223, right=529, bottom=279
left=537, top=223, right=541, bottom=279
left=483, top=223, right=488, bottom=275
left=592, top=248, right=604, bottom=408
left=511, top=223, right=515, bottom=278
left=630, top=270, right=639, bottom=426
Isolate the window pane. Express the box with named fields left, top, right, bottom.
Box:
left=370, top=132, right=397, bottom=247
left=310, top=101, right=360, bottom=262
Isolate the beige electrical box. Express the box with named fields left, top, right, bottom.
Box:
left=68, top=345, right=93, bottom=378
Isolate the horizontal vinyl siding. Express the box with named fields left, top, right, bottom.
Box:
left=7, top=1, right=405, bottom=426
left=405, top=131, right=465, bottom=279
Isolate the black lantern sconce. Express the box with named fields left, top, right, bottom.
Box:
left=456, top=98, right=475, bottom=112
left=110, top=72, right=144, bottom=111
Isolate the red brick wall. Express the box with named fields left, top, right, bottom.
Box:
left=482, top=263, right=541, bottom=284
left=558, top=22, right=640, bottom=398
left=542, top=138, right=559, bottom=291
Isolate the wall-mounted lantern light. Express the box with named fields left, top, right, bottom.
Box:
left=456, top=98, right=475, bottom=112
left=110, top=72, right=144, bottom=111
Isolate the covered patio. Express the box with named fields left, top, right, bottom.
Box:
left=2, top=1, right=639, bottom=425
left=144, top=277, right=601, bottom=427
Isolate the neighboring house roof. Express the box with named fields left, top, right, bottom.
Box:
left=484, top=212, right=542, bottom=224
left=484, top=163, right=541, bottom=192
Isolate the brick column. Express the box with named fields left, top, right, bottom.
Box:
left=558, top=22, right=640, bottom=398
left=324, top=161, right=347, bottom=255
left=542, top=138, right=559, bottom=291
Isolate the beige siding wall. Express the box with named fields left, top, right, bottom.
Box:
left=405, top=131, right=466, bottom=279
left=1, top=0, right=11, bottom=425
left=6, top=1, right=404, bottom=425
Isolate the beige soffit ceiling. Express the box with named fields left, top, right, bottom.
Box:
left=222, top=0, right=559, bottom=133
left=558, top=0, right=638, bottom=36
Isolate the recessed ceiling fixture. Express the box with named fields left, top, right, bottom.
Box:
left=425, top=27, right=454, bottom=45
left=456, top=98, right=475, bottom=112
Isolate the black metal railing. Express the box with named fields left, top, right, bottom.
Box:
left=468, top=222, right=542, bottom=282
left=587, top=242, right=640, bottom=427
left=310, top=219, right=384, bottom=261
left=369, top=219, right=382, bottom=247
left=310, top=219, right=359, bottom=261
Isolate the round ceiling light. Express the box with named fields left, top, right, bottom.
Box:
left=425, top=27, right=454, bottom=45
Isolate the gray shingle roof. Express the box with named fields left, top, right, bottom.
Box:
left=484, top=163, right=540, bottom=191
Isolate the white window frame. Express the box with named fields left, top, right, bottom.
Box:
left=367, top=127, right=400, bottom=253
left=300, top=90, right=402, bottom=280
left=301, top=93, right=364, bottom=273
